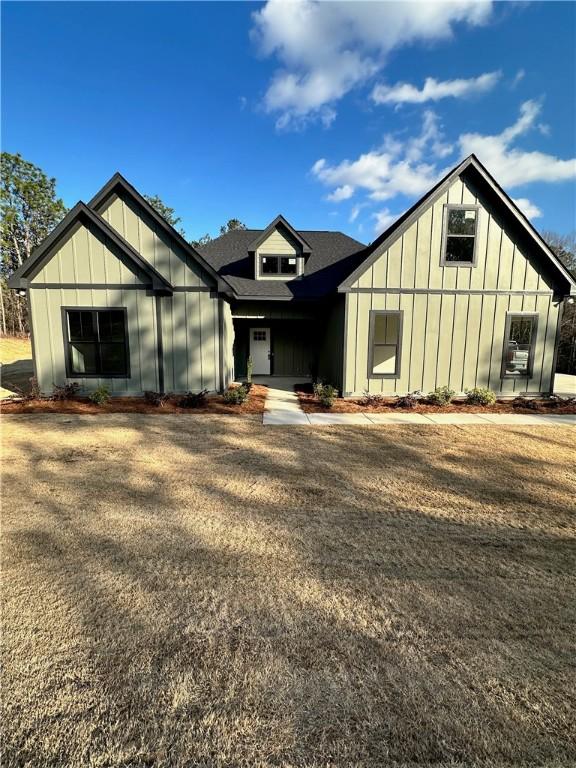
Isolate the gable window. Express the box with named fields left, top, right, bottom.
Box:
left=260, top=254, right=298, bottom=276
left=64, top=308, right=129, bottom=377
left=442, top=205, right=479, bottom=265
left=502, top=313, right=538, bottom=378
left=368, top=310, right=403, bottom=378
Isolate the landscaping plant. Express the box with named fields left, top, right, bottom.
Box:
left=246, top=356, right=253, bottom=384
left=512, top=396, right=541, bottom=411
left=144, top=390, right=171, bottom=407
left=51, top=382, right=80, bottom=401
left=394, top=391, right=423, bottom=409
left=88, top=385, right=110, bottom=405
left=427, top=385, right=455, bottom=406
left=222, top=385, right=249, bottom=405
left=465, top=387, right=497, bottom=406
left=178, top=389, right=209, bottom=408
left=360, top=391, right=386, bottom=407
left=317, top=383, right=337, bottom=408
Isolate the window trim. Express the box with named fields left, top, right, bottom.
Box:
left=501, top=311, right=538, bottom=379
left=440, top=204, right=480, bottom=268
left=61, top=306, right=130, bottom=379
left=367, top=309, right=403, bottom=379
left=257, top=253, right=302, bottom=279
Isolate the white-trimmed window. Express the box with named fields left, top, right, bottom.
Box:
left=368, top=310, right=402, bottom=378
left=442, top=205, right=479, bottom=265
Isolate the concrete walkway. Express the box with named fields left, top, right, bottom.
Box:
left=259, top=377, right=576, bottom=426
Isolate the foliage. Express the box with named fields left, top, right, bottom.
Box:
left=51, top=382, right=80, bottom=401
left=427, top=385, right=455, bottom=406
left=512, top=396, right=541, bottom=411
left=314, top=382, right=337, bottom=408
left=360, top=390, right=386, bottom=407
left=178, top=389, right=209, bottom=408
left=222, top=385, right=249, bottom=405
left=465, top=387, right=497, bottom=406
left=542, top=230, right=576, bottom=276
left=192, top=218, right=247, bottom=248
left=246, top=356, right=253, bottom=383
left=10, top=375, right=41, bottom=402
left=144, top=390, right=171, bottom=407
left=143, top=194, right=186, bottom=237
left=1, top=153, right=67, bottom=335
left=394, top=391, right=423, bottom=409
left=89, top=385, right=111, bottom=405
left=543, top=231, right=576, bottom=374
left=312, top=380, right=324, bottom=398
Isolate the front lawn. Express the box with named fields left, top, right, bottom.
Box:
left=2, top=416, right=575, bottom=766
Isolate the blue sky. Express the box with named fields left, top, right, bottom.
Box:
left=2, top=1, right=575, bottom=243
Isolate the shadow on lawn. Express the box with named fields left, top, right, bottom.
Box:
left=3, top=417, right=576, bottom=766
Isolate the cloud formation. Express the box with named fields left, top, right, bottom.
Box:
left=512, top=198, right=542, bottom=220
left=251, top=0, right=493, bottom=129
left=371, top=71, right=501, bottom=105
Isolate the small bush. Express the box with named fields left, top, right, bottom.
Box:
left=51, top=382, right=80, bottom=401
left=179, top=389, right=209, bottom=408
left=144, top=390, right=171, bottom=407
left=242, top=381, right=253, bottom=392
left=394, top=391, right=423, bottom=409
left=89, top=385, right=110, bottom=405
left=316, top=383, right=337, bottom=408
left=360, top=390, right=386, bottom=407
left=427, top=385, right=455, bottom=406
left=512, top=396, right=541, bottom=411
left=222, top=385, right=248, bottom=405
left=312, top=380, right=324, bottom=398
left=465, top=387, right=496, bottom=406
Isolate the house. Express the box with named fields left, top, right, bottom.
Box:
left=9, top=155, right=575, bottom=398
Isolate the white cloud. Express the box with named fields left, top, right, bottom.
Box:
left=512, top=198, right=542, bottom=219
left=251, top=0, right=493, bottom=129
left=373, top=209, right=397, bottom=234
left=511, top=68, right=525, bottom=89
left=371, top=71, right=500, bottom=105
left=326, top=184, right=354, bottom=202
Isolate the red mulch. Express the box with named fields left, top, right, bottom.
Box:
left=1, top=384, right=267, bottom=416
left=295, top=384, right=576, bottom=415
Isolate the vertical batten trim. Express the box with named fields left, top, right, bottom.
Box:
left=155, top=295, right=165, bottom=394
left=218, top=298, right=225, bottom=393
left=550, top=299, right=565, bottom=395
left=538, top=296, right=552, bottom=393
left=342, top=293, right=349, bottom=395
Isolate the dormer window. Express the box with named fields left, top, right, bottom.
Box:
left=260, top=255, right=298, bottom=276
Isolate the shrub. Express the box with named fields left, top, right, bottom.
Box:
left=360, top=390, right=386, bottom=407
left=394, top=391, right=423, bottom=409
left=465, top=387, right=496, bottom=406
left=312, top=380, right=324, bottom=398
left=144, top=390, right=171, bottom=407
left=89, top=385, right=110, bottom=405
left=512, top=396, right=541, bottom=411
left=316, top=383, right=337, bottom=408
left=427, top=385, right=455, bottom=406
left=11, top=376, right=41, bottom=402
left=51, top=382, right=80, bottom=401
left=222, top=385, right=248, bottom=405
left=178, top=389, right=209, bottom=408
left=246, top=356, right=253, bottom=384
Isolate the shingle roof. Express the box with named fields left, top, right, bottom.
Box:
left=198, top=229, right=366, bottom=299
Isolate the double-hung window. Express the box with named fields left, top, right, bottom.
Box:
left=260, top=255, right=298, bottom=276
left=368, top=310, right=402, bottom=378
left=65, top=308, right=129, bottom=377
left=502, top=313, right=538, bottom=378
left=442, top=205, right=479, bottom=265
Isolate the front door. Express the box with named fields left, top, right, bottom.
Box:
left=249, top=327, right=271, bottom=375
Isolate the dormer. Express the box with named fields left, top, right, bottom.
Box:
left=248, top=215, right=312, bottom=280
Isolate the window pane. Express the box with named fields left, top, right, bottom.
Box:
left=281, top=257, right=297, bottom=274
left=505, top=317, right=534, bottom=375
left=445, top=236, right=475, bottom=263
left=448, top=208, right=476, bottom=235
left=373, top=344, right=397, bottom=375
left=98, top=310, right=126, bottom=342
left=68, top=311, right=97, bottom=341
left=509, top=318, right=534, bottom=345
left=70, top=342, right=99, bottom=374
left=261, top=256, right=279, bottom=274
left=100, top=343, right=127, bottom=375
left=374, top=314, right=399, bottom=345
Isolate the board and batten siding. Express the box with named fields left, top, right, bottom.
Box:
left=343, top=174, right=559, bottom=396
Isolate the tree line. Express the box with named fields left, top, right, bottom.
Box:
left=1, top=152, right=575, bottom=373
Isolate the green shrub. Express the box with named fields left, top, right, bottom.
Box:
left=144, top=390, right=171, bottom=407
left=222, top=385, right=248, bottom=405
left=178, top=389, right=209, bottom=408
left=427, top=385, right=455, bottom=406
left=317, top=384, right=337, bottom=408
left=312, top=380, right=324, bottom=398
left=51, top=382, right=80, bottom=401
left=89, top=385, right=110, bottom=405
left=394, top=391, right=423, bottom=409
left=465, top=387, right=496, bottom=406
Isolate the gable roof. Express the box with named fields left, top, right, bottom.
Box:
left=88, top=172, right=232, bottom=294
left=247, top=214, right=312, bottom=254
left=8, top=202, right=174, bottom=292
left=199, top=228, right=366, bottom=300
left=339, top=154, right=576, bottom=295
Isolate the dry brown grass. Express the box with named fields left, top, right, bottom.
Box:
left=2, top=415, right=575, bottom=767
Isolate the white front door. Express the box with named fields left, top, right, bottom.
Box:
left=250, top=327, right=271, bottom=375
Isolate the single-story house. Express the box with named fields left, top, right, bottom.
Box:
left=9, top=154, right=575, bottom=397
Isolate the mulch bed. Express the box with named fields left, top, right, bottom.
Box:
left=1, top=384, right=268, bottom=416
left=295, top=383, right=576, bottom=414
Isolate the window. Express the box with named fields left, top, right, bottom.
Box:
left=65, top=309, right=129, bottom=377
left=502, top=313, right=538, bottom=378
left=260, top=254, right=298, bottom=276
left=253, top=330, right=266, bottom=341
left=369, top=311, right=402, bottom=378
left=442, top=206, right=478, bottom=265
